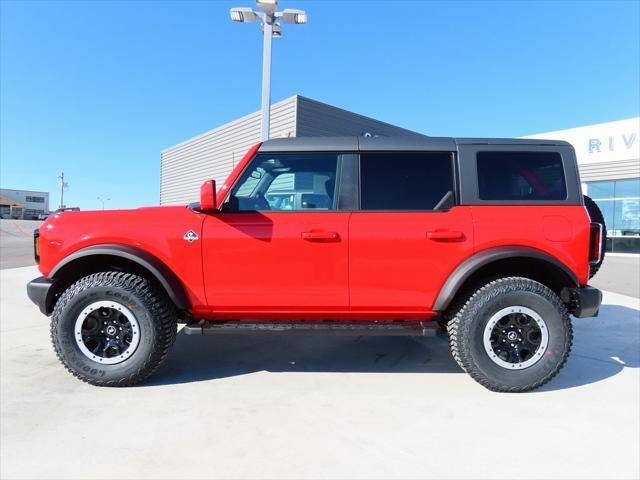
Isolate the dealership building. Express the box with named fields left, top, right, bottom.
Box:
left=523, top=117, right=639, bottom=253
left=161, top=96, right=639, bottom=253
left=0, top=189, right=50, bottom=219
left=160, top=95, right=424, bottom=205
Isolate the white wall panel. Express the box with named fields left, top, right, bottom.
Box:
left=160, top=97, right=296, bottom=205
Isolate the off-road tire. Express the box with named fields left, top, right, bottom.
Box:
left=447, top=277, right=572, bottom=392
left=583, top=194, right=607, bottom=278
left=51, top=272, right=177, bottom=386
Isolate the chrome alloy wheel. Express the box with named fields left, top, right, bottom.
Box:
left=483, top=306, right=548, bottom=370
left=74, top=301, right=140, bottom=365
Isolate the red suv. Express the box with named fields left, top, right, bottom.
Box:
left=27, top=137, right=605, bottom=391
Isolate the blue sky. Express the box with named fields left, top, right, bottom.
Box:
left=1, top=0, right=639, bottom=210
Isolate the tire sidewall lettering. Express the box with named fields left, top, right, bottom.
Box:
left=52, top=275, right=163, bottom=384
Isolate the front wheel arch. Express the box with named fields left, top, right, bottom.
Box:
left=46, top=245, right=190, bottom=314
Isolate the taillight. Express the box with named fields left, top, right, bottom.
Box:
left=34, top=229, right=40, bottom=263
left=589, top=222, right=603, bottom=265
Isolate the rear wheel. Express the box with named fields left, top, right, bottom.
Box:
left=51, top=272, right=177, bottom=386
left=447, top=277, right=572, bottom=392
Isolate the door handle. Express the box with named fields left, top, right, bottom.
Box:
left=301, top=231, right=340, bottom=241
left=427, top=230, right=465, bottom=241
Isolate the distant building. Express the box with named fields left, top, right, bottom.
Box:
left=160, top=95, right=424, bottom=205
left=0, top=189, right=50, bottom=219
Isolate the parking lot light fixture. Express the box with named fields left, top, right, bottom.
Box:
left=229, top=1, right=307, bottom=141
left=276, top=9, right=307, bottom=24
left=230, top=7, right=258, bottom=23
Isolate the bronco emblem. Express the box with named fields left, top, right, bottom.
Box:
left=183, top=230, right=199, bottom=243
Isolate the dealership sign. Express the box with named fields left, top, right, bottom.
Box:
left=523, top=117, right=640, bottom=165
left=588, top=132, right=636, bottom=155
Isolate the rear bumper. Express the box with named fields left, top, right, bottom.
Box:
left=562, top=285, right=603, bottom=318
left=26, top=276, right=55, bottom=315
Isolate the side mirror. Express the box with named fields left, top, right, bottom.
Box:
left=199, top=180, right=217, bottom=212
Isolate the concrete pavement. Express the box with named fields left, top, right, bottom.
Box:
left=591, top=254, right=640, bottom=298
left=1, top=265, right=639, bottom=479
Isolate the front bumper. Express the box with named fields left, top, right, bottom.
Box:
left=561, top=285, right=603, bottom=318
left=26, top=276, right=55, bottom=315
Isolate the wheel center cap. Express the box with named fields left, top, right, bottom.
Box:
left=106, top=325, right=117, bottom=336
left=507, top=331, right=518, bottom=341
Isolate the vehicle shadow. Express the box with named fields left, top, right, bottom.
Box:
left=148, top=333, right=461, bottom=386
left=538, top=304, right=640, bottom=392
left=146, top=304, right=639, bottom=391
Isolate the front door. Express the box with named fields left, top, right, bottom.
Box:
left=202, top=152, right=349, bottom=317
left=349, top=151, right=474, bottom=315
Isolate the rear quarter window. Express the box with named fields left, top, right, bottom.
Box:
left=477, top=151, right=567, bottom=201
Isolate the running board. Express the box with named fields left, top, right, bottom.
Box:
left=183, top=320, right=440, bottom=337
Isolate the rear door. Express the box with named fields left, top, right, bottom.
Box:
left=349, top=151, right=474, bottom=314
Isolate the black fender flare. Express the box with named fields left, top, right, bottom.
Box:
left=432, top=246, right=579, bottom=311
left=49, top=244, right=191, bottom=310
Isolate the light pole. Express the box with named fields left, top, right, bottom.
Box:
left=97, top=196, right=110, bottom=210
left=58, top=172, right=68, bottom=210
left=230, top=1, right=307, bottom=141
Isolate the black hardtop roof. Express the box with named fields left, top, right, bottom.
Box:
left=258, top=136, right=571, bottom=153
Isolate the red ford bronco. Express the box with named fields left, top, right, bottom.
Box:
left=27, top=137, right=606, bottom=392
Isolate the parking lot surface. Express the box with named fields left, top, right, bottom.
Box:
left=1, top=265, right=639, bottom=480
left=590, top=254, right=640, bottom=298
left=0, top=220, right=42, bottom=270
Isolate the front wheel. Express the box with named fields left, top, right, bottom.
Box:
left=447, top=277, right=572, bottom=392
left=51, top=272, right=177, bottom=386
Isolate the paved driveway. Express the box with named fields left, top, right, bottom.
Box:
left=591, top=254, right=640, bottom=298
left=1, top=266, right=639, bottom=479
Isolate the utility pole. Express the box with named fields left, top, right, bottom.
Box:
left=58, top=172, right=68, bottom=210
left=260, top=16, right=273, bottom=141
left=97, top=196, right=110, bottom=210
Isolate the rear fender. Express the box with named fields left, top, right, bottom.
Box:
left=433, top=246, right=579, bottom=311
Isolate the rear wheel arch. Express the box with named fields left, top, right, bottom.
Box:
left=434, top=247, right=579, bottom=312
left=47, top=245, right=190, bottom=314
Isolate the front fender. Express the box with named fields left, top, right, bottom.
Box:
left=49, top=244, right=191, bottom=311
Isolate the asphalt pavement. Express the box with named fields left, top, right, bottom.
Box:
left=0, top=219, right=41, bottom=270
left=1, top=265, right=639, bottom=480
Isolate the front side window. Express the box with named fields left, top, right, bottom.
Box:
left=477, top=151, right=567, bottom=201
left=228, top=153, right=338, bottom=212
left=360, top=152, right=455, bottom=211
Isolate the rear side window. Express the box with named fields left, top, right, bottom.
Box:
left=360, top=152, right=454, bottom=210
left=477, top=151, right=567, bottom=201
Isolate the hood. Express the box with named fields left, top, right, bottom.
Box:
left=37, top=205, right=203, bottom=275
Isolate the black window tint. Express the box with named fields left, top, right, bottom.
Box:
left=477, top=151, right=567, bottom=201
left=229, top=153, right=338, bottom=211
left=360, top=153, right=454, bottom=210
